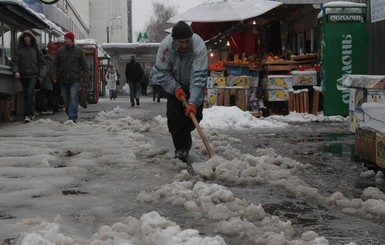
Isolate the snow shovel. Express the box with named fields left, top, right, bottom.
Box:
left=181, top=95, right=215, bottom=157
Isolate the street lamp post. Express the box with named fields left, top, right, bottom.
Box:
left=106, top=16, right=121, bottom=43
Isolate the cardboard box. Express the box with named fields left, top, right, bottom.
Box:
left=249, top=71, right=260, bottom=87
left=355, top=127, right=377, bottom=163
left=349, top=110, right=364, bottom=133
left=226, top=75, right=252, bottom=87
left=226, top=65, right=249, bottom=75
left=209, top=70, right=225, bottom=77
left=361, top=103, right=385, bottom=130
left=205, top=88, right=217, bottom=107
left=291, top=70, right=317, bottom=86
left=265, top=89, right=289, bottom=101
left=349, top=75, right=385, bottom=89
left=207, top=76, right=226, bottom=88
left=349, top=88, right=366, bottom=112
left=265, top=75, right=292, bottom=89
left=366, top=89, right=385, bottom=103
left=217, top=87, right=249, bottom=111
left=376, top=132, right=385, bottom=168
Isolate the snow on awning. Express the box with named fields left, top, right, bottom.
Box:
left=0, top=0, right=65, bottom=35
left=167, top=0, right=282, bottom=23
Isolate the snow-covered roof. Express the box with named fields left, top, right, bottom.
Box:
left=318, top=1, right=367, bottom=18
left=0, top=0, right=64, bottom=34
left=102, top=43, right=161, bottom=49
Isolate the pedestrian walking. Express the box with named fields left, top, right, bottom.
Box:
left=52, top=32, right=88, bottom=123
left=38, top=48, right=56, bottom=114
left=11, top=30, right=46, bottom=123
left=125, top=55, right=143, bottom=106
left=140, top=69, right=149, bottom=96
left=154, top=21, right=208, bottom=162
left=150, top=66, right=162, bottom=103
left=105, top=65, right=118, bottom=100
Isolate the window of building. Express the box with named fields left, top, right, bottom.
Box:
left=0, top=21, right=13, bottom=66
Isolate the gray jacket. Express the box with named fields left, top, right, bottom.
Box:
left=155, top=34, right=208, bottom=106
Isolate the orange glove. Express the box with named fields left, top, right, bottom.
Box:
left=175, top=88, right=187, bottom=102
left=185, top=104, right=196, bottom=117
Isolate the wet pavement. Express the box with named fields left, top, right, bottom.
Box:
left=1, top=93, right=385, bottom=244
left=226, top=122, right=385, bottom=245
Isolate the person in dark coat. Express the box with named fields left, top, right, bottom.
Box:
left=125, top=55, right=143, bottom=106
left=150, top=66, right=163, bottom=102
left=39, top=49, right=56, bottom=114
left=140, top=69, right=149, bottom=96
left=12, top=30, right=46, bottom=123
left=52, top=32, right=88, bottom=123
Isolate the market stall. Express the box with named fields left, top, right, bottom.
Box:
left=168, top=0, right=322, bottom=116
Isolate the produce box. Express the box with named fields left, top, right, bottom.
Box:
left=209, top=70, right=225, bottom=77
left=249, top=71, right=260, bottom=87
left=348, top=88, right=385, bottom=113
left=349, top=88, right=366, bottom=112
left=366, top=89, right=385, bottom=103
left=349, top=110, right=364, bottom=133
left=226, top=65, right=249, bottom=76
left=207, top=76, right=226, bottom=88
left=376, top=130, right=385, bottom=168
left=361, top=103, right=385, bottom=129
left=355, top=127, right=377, bottom=163
left=205, top=88, right=217, bottom=107
left=265, top=75, right=292, bottom=89
left=217, top=87, right=250, bottom=111
left=226, top=75, right=252, bottom=87
left=265, top=89, right=289, bottom=101
left=291, top=70, right=317, bottom=86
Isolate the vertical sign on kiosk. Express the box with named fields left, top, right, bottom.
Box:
left=320, top=2, right=367, bottom=116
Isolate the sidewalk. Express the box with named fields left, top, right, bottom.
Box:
left=0, top=93, right=167, bottom=126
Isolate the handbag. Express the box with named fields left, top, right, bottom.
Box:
left=116, top=80, right=120, bottom=85
left=79, top=83, right=88, bottom=109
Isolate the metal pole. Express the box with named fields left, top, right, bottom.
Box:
left=106, top=26, right=110, bottom=43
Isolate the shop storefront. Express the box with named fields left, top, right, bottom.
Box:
left=177, top=3, right=323, bottom=116
left=0, top=0, right=58, bottom=121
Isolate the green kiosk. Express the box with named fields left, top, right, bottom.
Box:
left=320, top=2, right=367, bottom=116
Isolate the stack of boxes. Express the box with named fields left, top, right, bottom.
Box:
left=347, top=75, right=385, bottom=133
left=262, top=69, right=319, bottom=115
left=205, top=64, right=259, bottom=111
left=205, top=76, right=226, bottom=107
left=264, top=75, right=292, bottom=101
left=347, top=75, right=385, bottom=169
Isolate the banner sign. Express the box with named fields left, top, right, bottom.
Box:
left=327, top=14, right=365, bottom=23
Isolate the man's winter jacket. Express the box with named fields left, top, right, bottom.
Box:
left=154, top=33, right=208, bottom=107
left=125, top=60, right=143, bottom=84
left=52, top=44, right=88, bottom=83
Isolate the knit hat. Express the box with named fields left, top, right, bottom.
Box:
left=171, top=21, right=193, bottom=39
left=64, top=32, right=75, bottom=42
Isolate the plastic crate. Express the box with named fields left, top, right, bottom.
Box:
left=226, top=65, right=249, bottom=75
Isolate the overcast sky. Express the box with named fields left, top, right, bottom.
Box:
left=132, top=0, right=204, bottom=34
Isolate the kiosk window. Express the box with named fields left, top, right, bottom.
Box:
left=0, top=21, right=12, bottom=66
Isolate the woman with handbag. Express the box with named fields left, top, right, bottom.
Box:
left=105, top=65, right=118, bottom=100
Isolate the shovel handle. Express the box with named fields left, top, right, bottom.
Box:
left=181, top=95, right=214, bottom=157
